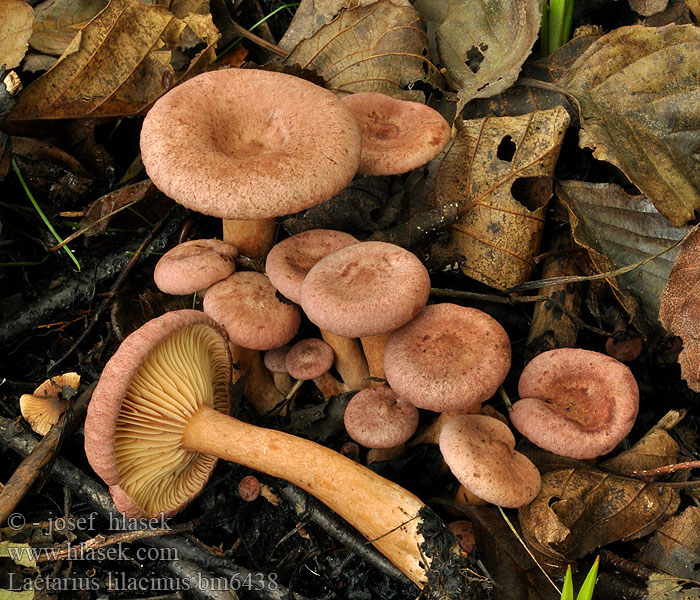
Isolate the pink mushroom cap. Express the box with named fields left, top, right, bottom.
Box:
left=343, top=386, right=419, bottom=449
left=512, top=348, right=639, bottom=459
left=84, top=310, right=231, bottom=517
left=154, top=239, right=238, bottom=295
left=265, top=229, right=358, bottom=304
left=340, top=92, right=451, bottom=176
left=439, top=414, right=541, bottom=508
left=383, top=304, right=511, bottom=412
left=141, top=69, right=361, bottom=220
left=264, top=345, right=291, bottom=374
left=203, top=272, right=300, bottom=351
left=300, top=241, right=431, bottom=338
left=285, top=338, right=335, bottom=380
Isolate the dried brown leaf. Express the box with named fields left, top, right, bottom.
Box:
left=646, top=573, right=700, bottom=599
left=558, top=25, right=700, bottom=226
left=433, top=107, right=569, bottom=290
left=629, top=0, right=670, bottom=16
left=9, top=0, right=219, bottom=120
left=557, top=180, right=692, bottom=335
left=688, top=0, right=700, bottom=21
left=30, top=0, right=108, bottom=56
left=0, top=0, right=34, bottom=70
left=284, top=0, right=442, bottom=101
left=519, top=466, right=680, bottom=567
left=659, top=227, right=700, bottom=391
left=641, top=507, right=700, bottom=582
left=414, top=0, right=540, bottom=113
left=602, top=427, right=680, bottom=477
left=80, top=179, right=154, bottom=235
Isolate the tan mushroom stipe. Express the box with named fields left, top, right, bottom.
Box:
left=140, top=69, right=361, bottom=258
left=341, top=92, right=451, bottom=176
left=440, top=414, right=541, bottom=508
left=84, top=310, right=471, bottom=590
left=20, top=372, right=80, bottom=435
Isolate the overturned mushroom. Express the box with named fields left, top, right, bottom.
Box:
left=84, top=310, right=485, bottom=594
left=20, top=372, right=80, bottom=435
left=512, top=348, right=639, bottom=459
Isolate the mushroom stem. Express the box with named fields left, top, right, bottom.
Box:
left=320, top=331, right=370, bottom=391
left=360, top=332, right=390, bottom=383
left=222, top=218, right=276, bottom=259
left=313, top=371, right=347, bottom=400
left=231, top=345, right=285, bottom=414
left=182, top=405, right=431, bottom=586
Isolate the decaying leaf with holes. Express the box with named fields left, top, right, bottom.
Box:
left=433, top=107, right=569, bottom=290
left=284, top=0, right=442, bottom=101
left=414, top=0, right=541, bottom=114
left=0, top=0, right=34, bottom=70
left=659, top=227, right=700, bottom=391
left=558, top=25, right=700, bottom=226
left=519, top=466, right=680, bottom=569
left=557, top=180, right=692, bottom=336
left=9, top=0, right=220, bottom=119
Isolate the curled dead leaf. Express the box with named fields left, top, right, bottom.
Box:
left=659, top=227, right=700, bottom=391
left=30, top=0, right=108, bottom=56
left=557, top=180, right=692, bottom=336
left=9, top=0, right=220, bottom=119
left=434, top=107, right=569, bottom=290
left=414, top=0, right=541, bottom=113
left=519, top=466, right=680, bottom=567
left=284, top=0, right=442, bottom=101
left=641, top=507, right=700, bottom=582
left=558, top=25, right=700, bottom=226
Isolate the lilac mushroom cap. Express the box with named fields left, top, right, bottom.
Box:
left=300, top=241, right=430, bottom=338
left=84, top=310, right=231, bottom=517
left=285, top=338, right=335, bottom=380
left=140, top=69, right=361, bottom=220
left=343, top=386, right=419, bottom=449
left=512, top=348, right=639, bottom=460
left=439, top=414, right=541, bottom=508
left=384, top=304, right=511, bottom=412
left=264, top=345, right=291, bottom=374
left=340, top=92, right=451, bottom=176
left=203, top=272, right=300, bottom=351
left=154, top=239, right=238, bottom=295
left=266, top=229, right=358, bottom=304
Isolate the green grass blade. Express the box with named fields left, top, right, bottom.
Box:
left=540, top=0, right=550, bottom=57
left=561, top=565, right=574, bottom=600
left=11, top=158, right=81, bottom=271
left=562, top=0, right=574, bottom=48
left=576, top=557, right=600, bottom=600
left=548, top=0, right=566, bottom=53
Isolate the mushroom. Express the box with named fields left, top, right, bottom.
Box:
left=340, top=92, right=451, bottom=176
left=20, top=372, right=80, bottom=435
left=263, top=345, right=294, bottom=394
left=140, top=69, right=361, bottom=257
left=300, top=241, right=431, bottom=338
left=203, top=271, right=300, bottom=413
left=266, top=229, right=369, bottom=390
left=84, top=310, right=476, bottom=591
left=439, top=414, right=541, bottom=508
left=384, top=303, right=511, bottom=412
left=511, top=348, right=639, bottom=459
left=343, top=385, right=419, bottom=449
left=153, top=239, right=238, bottom=296
left=284, top=338, right=343, bottom=400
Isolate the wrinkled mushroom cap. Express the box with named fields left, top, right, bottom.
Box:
left=266, top=229, right=358, bottom=303
left=439, top=414, right=541, bottom=508
left=300, top=241, right=430, bottom=338
left=285, top=338, right=335, bottom=380
left=203, top=272, right=300, bottom=351
left=20, top=372, right=80, bottom=436
left=512, top=348, right=639, bottom=459
left=154, top=239, right=238, bottom=295
left=141, top=69, right=362, bottom=220
left=341, top=92, right=451, bottom=176
left=343, top=386, right=419, bottom=448
left=384, top=304, right=511, bottom=412
left=84, top=310, right=231, bottom=517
